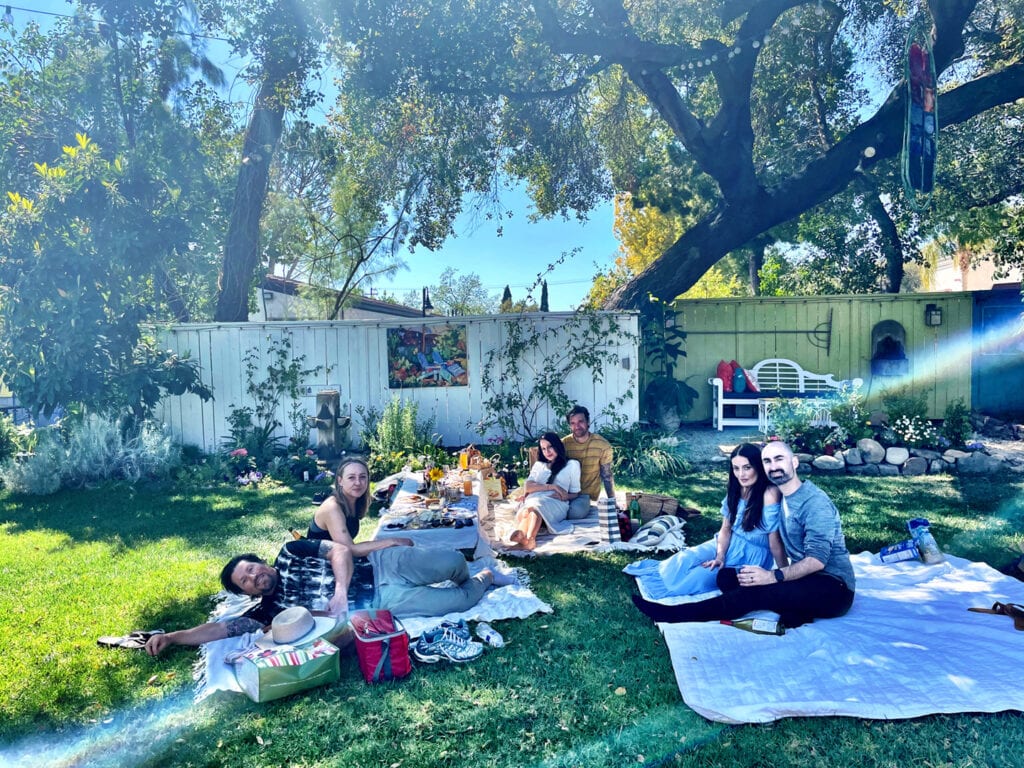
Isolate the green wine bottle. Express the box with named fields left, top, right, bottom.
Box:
left=720, top=617, right=785, bottom=635
left=628, top=494, right=642, bottom=532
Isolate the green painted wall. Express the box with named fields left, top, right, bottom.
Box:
left=671, top=292, right=975, bottom=422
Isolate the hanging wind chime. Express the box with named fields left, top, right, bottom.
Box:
left=901, top=13, right=938, bottom=210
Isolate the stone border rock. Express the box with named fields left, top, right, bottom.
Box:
left=793, top=438, right=1008, bottom=476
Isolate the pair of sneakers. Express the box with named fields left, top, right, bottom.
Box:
left=412, top=620, right=504, bottom=663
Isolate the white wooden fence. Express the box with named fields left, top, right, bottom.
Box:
left=156, top=312, right=639, bottom=452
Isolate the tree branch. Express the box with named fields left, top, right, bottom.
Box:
left=607, top=60, right=1024, bottom=307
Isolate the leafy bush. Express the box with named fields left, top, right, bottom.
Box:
left=881, top=387, right=929, bottom=425
left=0, top=413, right=21, bottom=464
left=603, top=421, right=689, bottom=479
left=224, top=337, right=323, bottom=466
left=941, top=397, right=972, bottom=448
left=0, top=414, right=180, bottom=494
left=827, top=387, right=873, bottom=442
left=358, top=398, right=446, bottom=480
left=766, top=398, right=852, bottom=454
left=364, top=397, right=432, bottom=454
left=0, top=429, right=64, bottom=495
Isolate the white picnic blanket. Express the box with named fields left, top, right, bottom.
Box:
left=195, top=557, right=550, bottom=699
left=657, top=552, right=1024, bottom=723
left=486, top=501, right=686, bottom=557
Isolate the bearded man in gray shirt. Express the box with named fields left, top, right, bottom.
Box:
left=632, top=440, right=855, bottom=628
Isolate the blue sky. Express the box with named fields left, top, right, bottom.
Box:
left=18, top=1, right=622, bottom=311
left=388, top=191, right=618, bottom=311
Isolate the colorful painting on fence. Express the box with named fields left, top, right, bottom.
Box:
left=387, top=325, right=469, bottom=388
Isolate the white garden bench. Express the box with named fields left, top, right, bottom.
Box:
left=708, top=358, right=864, bottom=432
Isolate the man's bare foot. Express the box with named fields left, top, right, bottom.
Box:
left=510, top=530, right=525, bottom=544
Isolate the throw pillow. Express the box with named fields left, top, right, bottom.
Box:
left=732, top=366, right=747, bottom=393
left=716, top=360, right=734, bottom=392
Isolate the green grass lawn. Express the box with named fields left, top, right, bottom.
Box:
left=1, top=467, right=1023, bottom=767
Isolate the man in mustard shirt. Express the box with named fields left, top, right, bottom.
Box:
left=562, top=405, right=618, bottom=518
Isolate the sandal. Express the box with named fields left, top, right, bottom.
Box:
left=97, top=629, right=165, bottom=650
left=968, top=602, right=1024, bottom=630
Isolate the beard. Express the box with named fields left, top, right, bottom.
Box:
left=257, top=571, right=278, bottom=595
left=768, top=469, right=791, bottom=485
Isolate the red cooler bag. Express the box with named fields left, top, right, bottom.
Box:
left=350, top=609, right=412, bottom=683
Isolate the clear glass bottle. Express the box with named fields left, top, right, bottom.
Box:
left=720, top=617, right=786, bottom=635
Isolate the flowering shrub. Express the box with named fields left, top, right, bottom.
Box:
left=236, top=469, right=264, bottom=486
left=885, top=415, right=940, bottom=449
left=227, top=447, right=259, bottom=481
left=287, top=449, right=320, bottom=480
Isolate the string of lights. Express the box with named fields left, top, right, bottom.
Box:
left=0, top=3, right=233, bottom=43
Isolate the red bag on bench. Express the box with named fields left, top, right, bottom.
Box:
left=350, top=609, right=412, bottom=683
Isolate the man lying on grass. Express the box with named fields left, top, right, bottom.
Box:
left=145, top=539, right=515, bottom=655
left=631, top=440, right=855, bottom=629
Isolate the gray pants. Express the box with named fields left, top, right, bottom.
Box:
left=369, top=547, right=492, bottom=618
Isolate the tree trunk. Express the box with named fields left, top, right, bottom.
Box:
left=214, top=74, right=288, bottom=322
left=860, top=183, right=904, bottom=293
left=748, top=238, right=768, bottom=296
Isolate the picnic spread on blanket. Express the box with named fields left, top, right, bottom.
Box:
left=375, top=465, right=689, bottom=557
left=108, top=448, right=1023, bottom=725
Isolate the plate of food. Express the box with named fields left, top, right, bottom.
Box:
left=405, top=494, right=424, bottom=502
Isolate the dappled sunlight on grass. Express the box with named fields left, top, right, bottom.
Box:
left=3, top=467, right=1024, bottom=765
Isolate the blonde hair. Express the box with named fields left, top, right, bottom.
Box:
left=332, top=456, right=370, bottom=521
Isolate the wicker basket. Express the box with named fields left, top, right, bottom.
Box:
left=637, top=493, right=680, bottom=523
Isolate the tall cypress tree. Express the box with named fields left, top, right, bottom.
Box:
left=540, top=280, right=549, bottom=312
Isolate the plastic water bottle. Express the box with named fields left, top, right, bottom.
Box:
left=907, top=518, right=945, bottom=564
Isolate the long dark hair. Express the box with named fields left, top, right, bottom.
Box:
left=538, top=432, right=568, bottom=484
left=333, top=456, right=370, bottom=521
left=726, top=443, right=772, bottom=532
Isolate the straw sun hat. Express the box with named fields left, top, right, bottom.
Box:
left=256, top=606, right=336, bottom=648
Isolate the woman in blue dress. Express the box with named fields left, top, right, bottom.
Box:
left=624, top=443, right=787, bottom=599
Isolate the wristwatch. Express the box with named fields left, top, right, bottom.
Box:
left=774, top=568, right=785, bottom=583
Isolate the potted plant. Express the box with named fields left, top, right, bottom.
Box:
left=640, top=297, right=698, bottom=432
